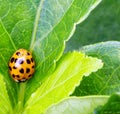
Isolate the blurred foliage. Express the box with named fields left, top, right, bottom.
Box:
left=66, top=0, right=120, bottom=51
left=95, top=94, right=120, bottom=114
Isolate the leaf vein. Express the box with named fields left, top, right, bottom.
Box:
left=30, top=0, right=44, bottom=51
left=0, top=19, right=17, bottom=50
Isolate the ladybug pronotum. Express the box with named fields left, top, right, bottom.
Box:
left=8, top=49, right=35, bottom=82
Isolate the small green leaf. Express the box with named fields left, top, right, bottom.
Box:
left=23, top=52, right=103, bottom=114
left=0, top=73, right=13, bottom=114
left=45, top=96, right=109, bottom=114
left=95, top=93, right=120, bottom=114
left=73, top=41, right=120, bottom=96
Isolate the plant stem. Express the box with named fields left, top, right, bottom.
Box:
left=14, top=82, right=26, bottom=114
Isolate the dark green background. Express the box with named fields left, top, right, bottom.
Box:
left=66, top=0, right=120, bottom=51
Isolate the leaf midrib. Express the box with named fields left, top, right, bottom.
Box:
left=26, top=69, right=84, bottom=107
left=30, top=0, right=74, bottom=51
left=30, top=0, right=44, bottom=51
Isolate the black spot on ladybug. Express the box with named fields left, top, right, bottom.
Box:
left=18, top=59, right=24, bottom=64
left=15, top=58, right=18, bottom=63
left=9, top=66, right=12, bottom=71
left=26, top=68, right=30, bottom=73
left=27, top=52, right=30, bottom=55
left=16, top=75, right=20, bottom=78
left=12, top=74, right=15, bottom=78
left=13, top=66, right=17, bottom=69
left=11, top=57, right=14, bottom=63
left=28, top=74, right=32, bottom=77
left=16, top=52, right=20, bottom=56
left=31, top=58, right=33, bottom=62
left=26, top=59, right=31, bottom=64
left=32, top=65, right=34, bottom=68
left=19, top=68, right=24, bottom=74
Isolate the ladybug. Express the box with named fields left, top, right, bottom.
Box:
left=8, top=49, right=35, bottom=82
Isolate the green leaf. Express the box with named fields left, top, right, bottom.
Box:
left=45, top=96, right=109, bottom=114
left=95, top=93, right=120, bottom=114
left=66, top=0, right=120, bottom=51
left=25, top=0, right=102, bottom=101
left=0, top=73, right=13, bottom=114
left=0, top=0, right=102, bottom=104
left=46, top=93, right=120, bottom=114
left=0, top=0, right=38, bottom=106
left=23, top=52, right=103, bottom=114
left=73, top=41, right=120, bottom=96
left=0, top=20, right=18, bottom=106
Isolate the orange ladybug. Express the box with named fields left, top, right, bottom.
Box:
left=8, top=49, right=35, bottom=82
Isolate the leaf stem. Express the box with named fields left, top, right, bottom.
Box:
left=14, top=82, right=26, bottom=114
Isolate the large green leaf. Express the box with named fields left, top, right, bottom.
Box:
left=45, top=96, right=109, bottom=114
left=23, top=52, right=103, bottom=114
left=0, top=0, right=102, bottom=105
left=73, top=41, right=120, bottom=96
left=0, top=0, right=38, bottom=106
left=0, top=73, right=12, bottom=114
left=66, top=0, right=120, bottom=51
left=26, top=0, right=102, bottom=101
